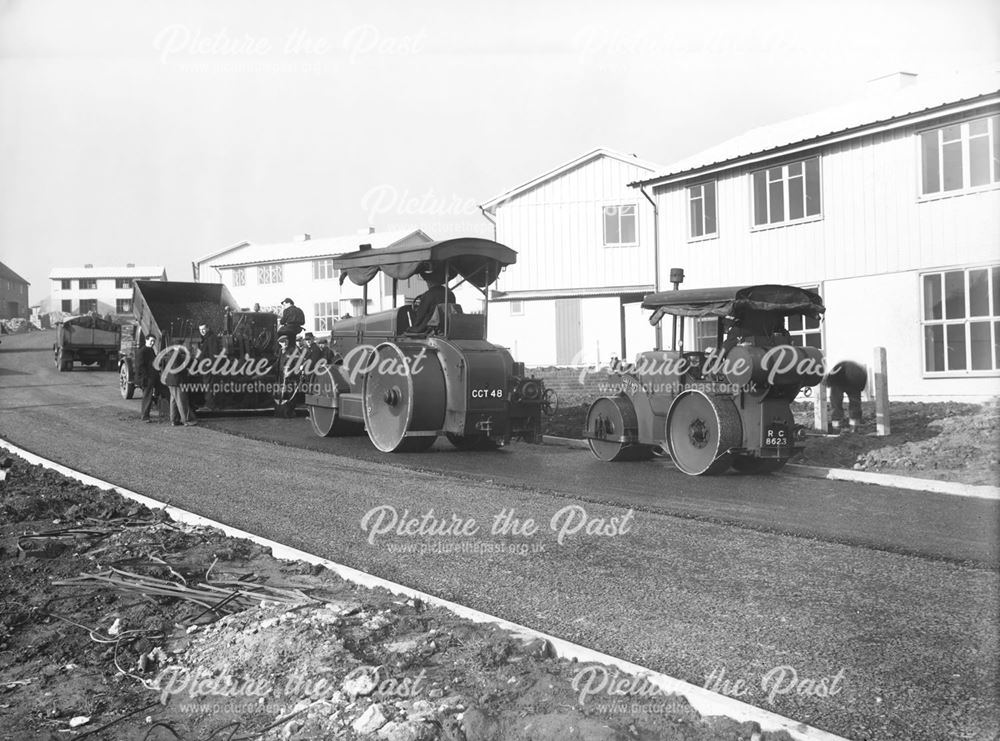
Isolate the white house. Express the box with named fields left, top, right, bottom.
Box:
left=192, top=229, right=439, bottom=333
left=480, top=148, right=662, bottom=365
left=49, top=264, right=166, bottom=316
left=632, top=70, right=1000, bottom=401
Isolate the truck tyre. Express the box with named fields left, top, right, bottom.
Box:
left=119, top=363, right=135, bottom=399
left=56, top=347, right=72, bottom=372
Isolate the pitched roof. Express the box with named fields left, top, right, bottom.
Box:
left=0, top=261, right=29, bottom=285
left=635, top=68, right=1000, bottom=187
left=480, top=147, right=663, bottom=212
left=49, top=265, right=166, bottom=280
left=208, top=229, right=433, bottom=269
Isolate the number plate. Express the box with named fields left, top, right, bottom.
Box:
left=763, top=423, right=789, bottom=447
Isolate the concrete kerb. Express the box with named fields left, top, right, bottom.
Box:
left=542, top=435, right=1000, bottom=500
left=0, top=437, right=848, bottom=741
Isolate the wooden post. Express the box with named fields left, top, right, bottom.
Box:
left=813, top=381, right=829, bottom=433
left=873, top=347, right=890, bottom=436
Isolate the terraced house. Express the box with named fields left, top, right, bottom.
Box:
left=634, top=70, right=1000, bottom=400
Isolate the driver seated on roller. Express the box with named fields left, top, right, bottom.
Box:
left=407, top=270, right=457, bottom=334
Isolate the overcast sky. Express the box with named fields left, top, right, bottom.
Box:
left=1, top=0, right=998, bottom=301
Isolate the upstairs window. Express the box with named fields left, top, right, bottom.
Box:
left=79, top=279, right=97, bottom=290
left=232, top=268, right=246, bottom=287
left=688, top=181, right=717, bottom=239
left=257, top=264, right=283, bottom=285
left=603, top=204, right=637, bottom=246
left=115, top=278, right=131, bottom=289
left=752, top=157, right=821, bottom=227
left=922, top=266, right=1000, bottom=374
left=313, top=259, right=336, bottom=280
left=60, top=279, right=72, bottom=290
left=921, top=115, right=1000, bottom=196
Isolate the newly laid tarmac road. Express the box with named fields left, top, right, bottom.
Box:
left=2, top=331, right=998, bottom=741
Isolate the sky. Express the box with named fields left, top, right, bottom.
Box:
left=1, top=0, right=998, bottom=303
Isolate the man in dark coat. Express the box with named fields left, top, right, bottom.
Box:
left=158, top=341, right=196, bottom=426
left=409, top=273, right=457, bottom=333
left=196, top=323, right=221, bottom=411
left=278, top=298, right=305, bottom=344
left=136, top=335, right=160, bottom=422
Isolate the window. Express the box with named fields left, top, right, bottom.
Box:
left=61, top=279, right=71, bottom=290
left=61, top=300, right=72, bottom=312
left=79, top=299, right=97, bottom=313
left=115, top=278, right=131, bottom=289
left=752, top=157, right=821, bottom=227
left=116, top=299, right=132, bottom=313
left=314, top=301, right=337, bottom=331
left=921, top=115, right=1000, bottom=196
left=79, top=279, right=97, bottom=290
left=257, top=264, right=283, bottom=284
left=313, top=259, right=336, bottom=280
left=922, top=266, right=1000, bottom=374
left=341, top=298, right=370, bottom=317
left=510, top=300, right=524, bottom=316
left=688, top=181, right=717, bottom=239
left=694, top=318, right=718, bottom=351
left=232, top=268, right=246, bottom=287
left=603, top=204, right=637, bottom=246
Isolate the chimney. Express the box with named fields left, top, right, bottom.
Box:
left=293, top=233, right=311, bottom=241
left=84, top=263, right=93, bottom=268
left=368, top=226, right=376, bottom=234
left=866, top=71, right=918, bottom=96
left=126, top=263, right=135, bottom=268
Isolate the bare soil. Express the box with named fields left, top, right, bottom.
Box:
left=0, top=454, right=794, bottom=741
left=544, top=399, right=1000, bottom=487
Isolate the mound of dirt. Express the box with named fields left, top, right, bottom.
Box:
left=1, top=454, right=796, bottom=740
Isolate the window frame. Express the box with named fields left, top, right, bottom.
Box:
left=312, top=259, right=336, bottom=281
left=509, top=300, right=524, bottom=316
left=687, top=180, right=718, bottom=241
left=116, top=299, right=132, bottom=313
left=232, top=268, right=246, bottom=287
left=61, top=300, right=72, bottom=313
left=602, top=204, right=639, bottom=247
left=78, top=299, right=98, bottom=314
left=78, top=278, right=98, bottom=290
left=750, top=156, right=823, bottom=231
left=60, top=279, right=72, bottom=290
left=920, top=265, right=1000, bottom=377
left=785, top=284, right=823, bottom=349
left=257, top=263, right=283, bottom=285
left=313, top=301, right=337, bottom=331
left=115, top=278, right=131, bottom=290
left=918, top=114, right=1000, bottom=200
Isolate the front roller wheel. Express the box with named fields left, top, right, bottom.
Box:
left=362, top=343, right=446, bottom=453
left=308, top=367, right=362, bottom=437
left=666, top=391, right=742, bottom=475
left=585, top=396, right=653, bottom=462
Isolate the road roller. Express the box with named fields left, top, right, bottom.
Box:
left=304, top=237, right=554, bottom=452
left=584, top=283, right=826, bottom=475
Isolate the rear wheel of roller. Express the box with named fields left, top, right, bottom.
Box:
left=666, top=391, right=742, bottom=475
left=362, top=343, right=445, bottom=452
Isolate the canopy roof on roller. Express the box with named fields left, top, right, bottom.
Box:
left=642, top=284, right=825, bottom=325
left=333, top=237, right=517, bottom=289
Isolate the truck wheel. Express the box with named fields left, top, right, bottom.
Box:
left=119, top=363, right=135, bottom=399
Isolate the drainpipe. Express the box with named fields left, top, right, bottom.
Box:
left=639, top=185, right=663, bottom=350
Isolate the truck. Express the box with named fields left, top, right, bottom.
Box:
left=118, top=280, right=280, bottom=409
left=53, top=315, right=121, bottom=372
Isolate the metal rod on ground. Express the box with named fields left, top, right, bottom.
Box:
left=874, top=346, right=890, bottom=436
left=814, top=381, right=829, bottom=432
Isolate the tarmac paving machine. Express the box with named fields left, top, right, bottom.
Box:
left=304, top=237, right=554, bottom=452
left=584, top=283, right=826, bottom=475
